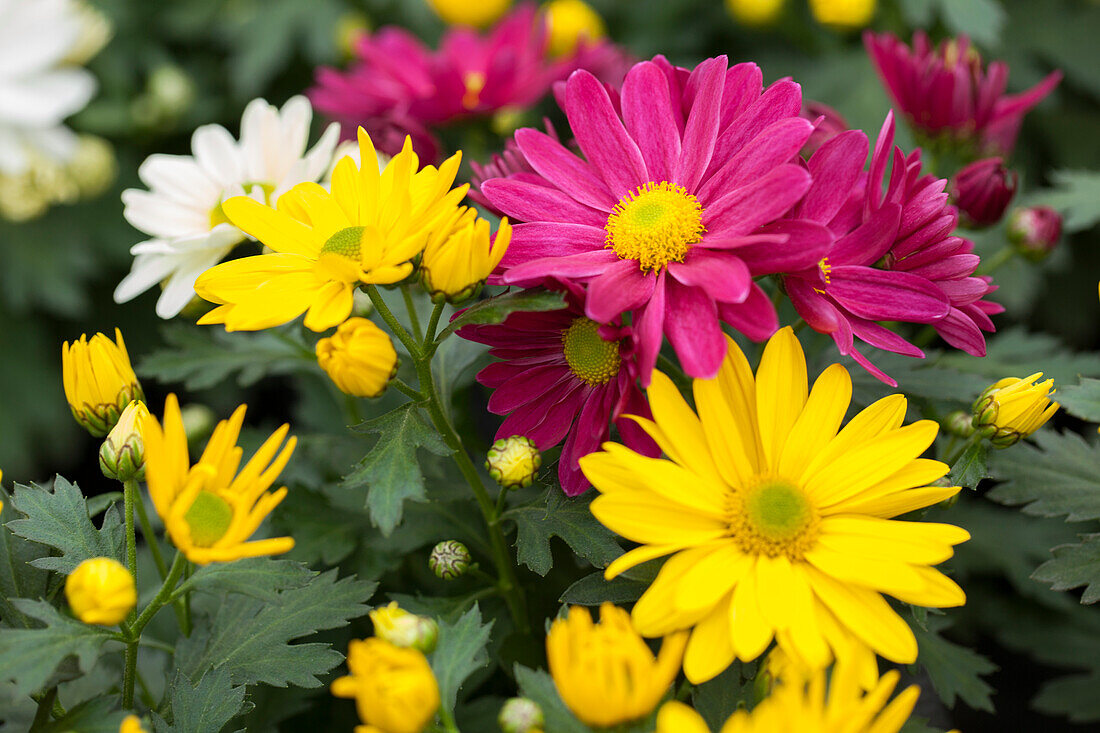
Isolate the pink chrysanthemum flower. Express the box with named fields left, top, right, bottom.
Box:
left=864, top=31, right=1061, bottom=157
left=458, top=286, right=655, bottom=495
left=310, top=4, right=630, bottom=161
left=469, top=120, right=562, bottom=217
left=481, top=56, right=832, bottom=383
left=783, top=113, right=1002, bottom=384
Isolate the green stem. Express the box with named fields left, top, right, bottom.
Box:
left=130, top=552, right=187, bottom=638
left=945, top=432, right=983, bottom=466
left=977, top=244, right=1016, bottom=276
left=133, top=488, right=190, bottom=634
left=425, top=300, right=446, bottom=347
left=392, top=378, right=426, bottom=401
left=439, top=704, right=460, bottom=733
left=30, top=688, right=56, bottom=731
left=494, top=486, right=509, bottom=518
left=122, top=479, right=138, bottom=709
left=367, top=285, right=421, bottom=358
left=402, top=284, right=425, bottom=342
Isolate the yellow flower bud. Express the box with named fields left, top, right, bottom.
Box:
left=332, top=638, right=441, bottom=733
left=421, top=209, right=511, bottom=304
left=547, top=604, right=687, bottom=728
left=316, top=318, right=398, bottom=398
left=724, top=0, right=786, bottom=26
left=119, top=714, right=149, bottom=733
left=65, top=557, right=136, bottom=626
left=543, top=0, right=606, bottom=57
left=100, top=400, right=149, bottom=482
left=425, top=0, right=512, bottom=28
left=972, top=373, right=1059, bottom=448
left=62, top=329, right=144, bottom=437
left=808, top=0, right=877, bottom=29
left=485, top=435, right=541, bottom=489
left=370, top=602, right=439, bottom=654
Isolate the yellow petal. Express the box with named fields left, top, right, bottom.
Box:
left=222, top=195, right=318, bottom=257
left=675, top=545, right=753, bottom=613
left=867, top=684, right=920, bottom=733
left=885, top=565, right=966, bottom=608
left=778, top=363, right=851, bottom=481
left=729, top=562, right=773, bottom=661
left=590, top=493, right=728, bottom=545
left=598, top=443, right=726, bottom=515
left=656, top=701, right=710, bottom=733
left=755, top=327, right=808, bottom=472
left=683, top=599, right=736, bottom=683
left=647, top=370, right=723, bottom=483
left=632, top=547, right=716, bottom=636
left=800, top=394, right=907, bottom=480
left=303, top=281, right=354, bottom=332
left=694, top=335, right=764, bottom=487
left=805, top=568, right=917, bottom=663
left=841, top=485, right=959, bottom=518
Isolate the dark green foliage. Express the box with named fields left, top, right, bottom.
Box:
left=506, top=489, right=621, bottom=576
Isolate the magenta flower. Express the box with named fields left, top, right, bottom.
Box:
left=310, top=4, right=630, bottom=161
left=480, top=56, right=831, bottom=383
left=864, top=31, right=1061, bottom=157
left=948, top=157, right=1017, bottom=228
left=469, top=120, right=562, bottom=217
left=457, top=286, right=656, bottom=495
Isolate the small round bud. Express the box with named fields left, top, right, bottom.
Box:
left=316, top=317, right=398, bottom=398
left=67, top=135, right=117, bottom=198
left=370, top=602, right=440, bottom=654
left=65, top=557, right=136, bottom=626
left=429, top=540, right=471, bottom=580
left=948, top=157, right=1017, bottom=228
left=486, top=435, right=541, bottom=489
left=944, top=410, right=975, bottom=438
left=499, top=697, right=545, bottom=733
left=100, top=400, right=149, bottom=482
left=1008, top=206, right=1062, bottom=262
left=544, top=0, right=606, bottom=57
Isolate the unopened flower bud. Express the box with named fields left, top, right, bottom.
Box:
left=67, top=135, right=117, bottom=198
left=65, top=557, right=136, bottom=626
left=426, top=0, right=512, bottom=28
left=100, top=400, right=149, bottom=482
left=119, top=714, right=149, bottom=733
left=949, top=158, right=1017, bottom=228
left=422, top=208, right=511, bottom=304
left=1008, top=206, right=1062, bottom=261
left=944, top=410, right=975, bottom=437
left=334, top=11, right=370, bottom=59
left=972, top=373, right=1059, bottom=448
left=499, top=697, right=545, bottom=733
left=486, top=435, right=541, bottom=489
left=544, top=0, right=606, bottom=57
left=316, top=317, right=398, bottom=398
left=370, top=602, right=440, bottom=654
left=429, top=540, right=471, bottom=580
left=62, top=329, right=144, bottom=437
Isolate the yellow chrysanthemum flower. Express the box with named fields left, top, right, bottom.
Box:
left=332, top=637, right=441, bottom=733
left=808, top=0, right=876, bottom=29
left=421, top=207, right=511, bottom=303
left=580, top=327, right=970, bottom=685
left=194, top=129, right=466, bottom=332
left=546, top=603, right=687, bottom=728
left=426, top=0, right=512, bottom=28
left=62, top=329, right=144, bottom=437
left=316, top=317, right=398, bottom=398
left=119, top=714, right=149, bottom=733
left=543, top=0, right=606, bottom=57
left=65, top=557, right=136, bottom=626
left=972, top=373, right=1059, bottom=448
left=143, top=394, right=296, bottom=565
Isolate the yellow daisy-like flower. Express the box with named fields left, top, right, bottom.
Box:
left=142, top=394, right=296, bottom=565
left=194, top=128, right=466, bottom=332
left=62, top=329, right=144, bottom=437
left=332, top=637, right=441, bottom=733
left=972, top=373, right=1059, bottom=448
left=546, top=603, right=687, bottom=728
left=420, top=206, right=511, bottom=303
left=580, top=327, right=969, bottom=685
left=65, top=557, right=136, bottom=626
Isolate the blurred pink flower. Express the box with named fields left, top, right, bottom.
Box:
left=1008, top=205, right=1062, bottom=260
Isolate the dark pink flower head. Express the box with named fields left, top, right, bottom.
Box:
left=948, top=157, right=1017, bottom=228
left=783, top=112, right=1001, bottom=384
left=470, top=119, right=562, bottom=216
left=481, top=56, right=832, bottom=384
left=864, top=30, right=1062, bottom=157
left=310, top=3, right=633, bottom=161
left=457, top=286, right=656, bottom=495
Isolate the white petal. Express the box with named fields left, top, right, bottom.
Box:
left=122, top=189, right=209, bottom=238
left=137, top=154, right=221, bottom=207
left=191, top=124, right=243, bottom=187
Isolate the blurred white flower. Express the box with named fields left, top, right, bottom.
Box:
left=115, top=96, right=340, bottom=318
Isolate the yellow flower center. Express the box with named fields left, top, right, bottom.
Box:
left=729, top=478, right=818, bottom=559
left=318, top=226, right=366, bottom=282
left=183, top=491, right=233, bottom=547
left=562, top=317, right=621, bottom=386
left=462, top=72, right=487, bottom=110
left=818, top=256, right=832, bottom=285
left=604, top=182, right=705, bottom=272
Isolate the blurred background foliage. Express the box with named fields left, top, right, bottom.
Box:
left=1, top=0, right=1099, bottom=730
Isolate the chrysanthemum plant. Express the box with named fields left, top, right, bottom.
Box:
left=4, top=8, right=1100, bottom=733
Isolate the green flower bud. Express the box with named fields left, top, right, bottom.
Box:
left=499, top=697, right=544, bottom=733
left=99, top=401, right=149, bottom=482
left=429, top=540, right=471, bottom=580
left=486, top=435, right=541, bottom=489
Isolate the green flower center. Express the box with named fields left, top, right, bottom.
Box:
left=562, top=318, right=621, bottom=386
left=604, top=181, right=705, bottom=272
left=730, top=478, right=818, bottom=559
left=184, top=491, right=233, bottom=547
left=317, top=226, right=366, bottom=282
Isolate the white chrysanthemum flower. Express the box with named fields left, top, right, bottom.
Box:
left=0, top=0, right=104, bottom=175
left=115, top=96, right=340, bottom=318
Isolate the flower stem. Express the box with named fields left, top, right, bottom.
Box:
left=439, top=706, right=460, bottom=733
left=30, top=687, right=56, bottom=731
left=424, top=300, right=446, bottom=351
left=977, top=244, right=1016, bottom=276
left=402, top=284, right=425, bottom=342
left=123, top=552, right=188, bottom=706
left=132, top=485, right=191, bottom=635
left=392, top=378, right=426, bottom=401
left=122, top=478, right=138, bottom=709
left=367, top=285, right=422, bottom=358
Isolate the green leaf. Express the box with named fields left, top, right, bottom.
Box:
left=936, top=0, right=1006, bottom=47
left=137, top=323, right=315, bottom=391
left=913, top=622, right=997, bottom=712
left=1030, top=170, right=1100, bottom=233
left=438, top=289, right=567, bottom=340
left=1033, top=672, right=1100, bottom=722
left=7, top=476, right=124, bottom=574
left=173, top=558, right=314, bottom=601
left=0, top=600, right=115, bottom=696
left=514, top=664, right=590, bottom=733
left=691, top=661, right=755, bottom=731
left=431, top=604, right=495, bottom=713
left=936, top=328, right=1099, bottom=389
left=506, top=490, right=621, bottom=577
left=40, top=696, right=128, bottom=733
left=987, top=430, right=1100, bottom=521
left=1056, top=377, right=1100, bottom=424
left=949, top=442, right=990, bottom=490
left=0, top=486, right=51, bottom=629
left=559, top=572, right=649, bottom=606
left=176, top=569, right=374, bottom=688
left=161, top=668, right=249, bottom=733
left=900, top=718, right=950, bottom=733
left=1032, top=534, right=1100, bottom=604
left=343, top=403, right=450, bottom=535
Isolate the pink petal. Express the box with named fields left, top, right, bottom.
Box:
left=827, top=266, right=950, bottom=322
left=828, top=203, right=901, bottom=266
left=498, top=222, right=608, bottom=270
left=633, top=271, right=667, bottom=386
left=565, top=70, right=649, bottom=198
left=502, top=249, right=620, bottom=286
left=935, top=307, right=988, bottom=356
left=489, top=365, right=573, bottom=413
left=664, top=277, right=725, bottom=379
left=798, top=130, right=869, bottom=224
left=481, top=178, right=606, bottom=227
left=621, top=62, right=681, bottom=185
left=848, top=317, right=923, bottom=358
left=732, top=219, right=833, bottom=274
left=667, top=249, right=751, bottom=304
left=785, top=276, right=842, bottom=335
left=514, top=128, right=617, bottom=211
left=705, top=164, right=811, bottom=238
left=709, top=79, right=802, bottom=169
left=585, top=260, right=655, bottom=323
left=696, top=117, right=814, bottom=206
left=717, top=283, right=778, bottom=342
left=675, top=56, right=728, bottom=191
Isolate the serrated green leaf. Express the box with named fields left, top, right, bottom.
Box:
left=343, top=403, right=450, bottom=535
left=987, top=430, right=1100, bottom=521
left=439, top=289, right=567, bottom=340
left=506, top=490, right=621, bottom=577
left=0, top=486, right=50, bottom=629
left=949, top=442, right=990, bottom=490
left=1032, top=534, right=1100, bottom=604
left=40, top=696, right=128, bottom=733
left=1030, top=170, right=1100, bottom=233
left=176, top=570, right=374, bottom=688
left=0, top=600, right=115, bottom=696
left=162, top=668, right=248, bottom=733
left=1033, top=671, right=1100, bottom=722
left=846, top=352, right=989, bottom=408
left=514, top=664, right=590, bottom=733
left=1056, top=378, right=1100, bottom=424
left=172, top=558, right=314, bottom=601
left=432, top=604, right=495, bottom=713
left=7, top=477, right=124, bottom=574
left=137, top=323, right=315, bottom=391
left=936, top=328, right=1099, bottom=389
left=913, top=622, right=997, bottom=712
left=559, top=572, right=649, bottom=606
left=691, top=661, right=755, bottom=730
